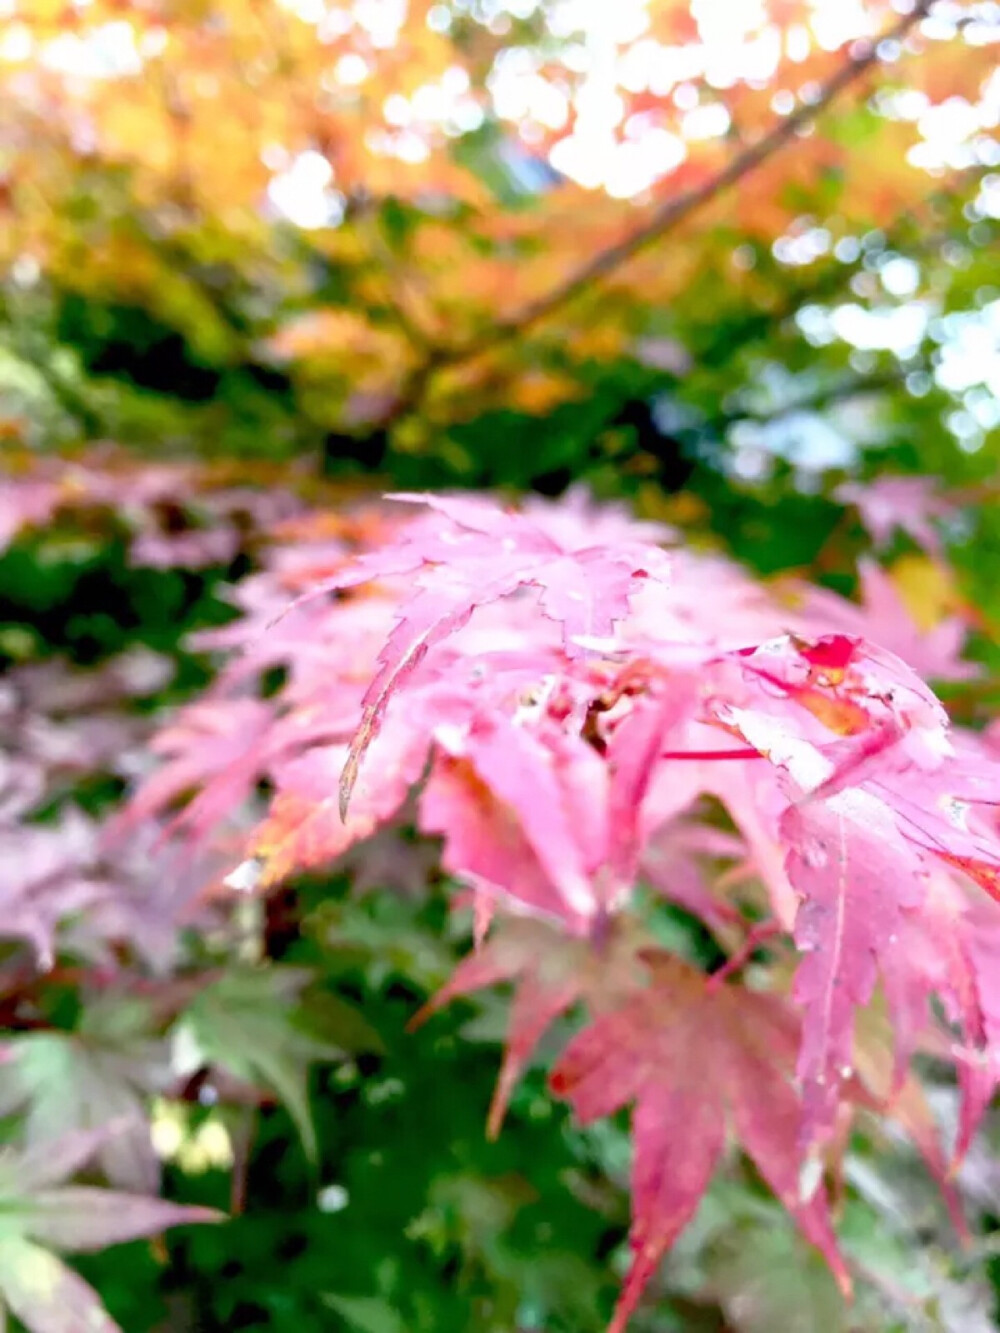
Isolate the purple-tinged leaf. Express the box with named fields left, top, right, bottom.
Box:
left=0, top=1237, right=121, bottom=1333
left=1, top=1125, right=126, bottom=1194
left=18, top=1190, right=220, bottom=1253
left=835, top=476, right=952, bottom=556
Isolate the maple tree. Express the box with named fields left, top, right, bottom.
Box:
left=3, top=459, right=1000, bottom=1327
left=8, top=452, right=1000, bottom=1327
left=97, top=481, right=1000, bottom=1331
left=2, top=0, right=1000, bottom=1330
left=2, top=445, right=1000, bottom=1321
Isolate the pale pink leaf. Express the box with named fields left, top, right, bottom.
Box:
left=19, top=1190, right=220, bottom=1253
left=0, top=1238, right=121, bottom=1333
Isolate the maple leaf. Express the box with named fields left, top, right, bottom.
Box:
left=248, top=720, right=430, bottom=887
left=782, top=799, right=926, bottom=1149
left=418, top=681, right=697, bottom=933
left=412, top=915, right=640, bottom=1139
left=729, top=633, right=949, bottom=763
left=0, top=812, right=115, bottom=967
left=420, top=748, right=595, bottom=933
left=638, top=819, right=746, bottom=933
left=642, top=740, right=803, bottom=930
left=875, top=870, right=1000, bottom=1166
left=119, top=698, right=276, bottom=841
left=425, top=716, right=605, bottom=928
left=709, top=650, right=943, bottom=1142
left=246, top=631, right=582, bottom=887
left=336, top=494, right=668, bottom=818
left=0, top=1125, right=219, bottom=1333
left=801, top=558, right=977, bottom=683
left=550, top=951, right=848, bottom=1333
left=715, top=635, right=1000, bottom=1148
left=0, top=806, right=220, bottom=970
left=411, top=924, right=582, bottom=1139
left=172, top=966, right=352, bottom=1159
left=604, top=679, right=702, bottom=894
left=0, top=995, right=169, bottom=1193
left=858, top=751, right=1000, bottom=915
left=835, top=477, right=953, bottom=556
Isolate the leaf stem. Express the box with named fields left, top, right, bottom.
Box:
left=660, top=748, right=765, bottom=762
left=708, top=920, right=783, bottom=989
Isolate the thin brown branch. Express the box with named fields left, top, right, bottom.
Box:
left=383, top=0, right=934, bottom=425
left=480, top=2, right=933, bottom=349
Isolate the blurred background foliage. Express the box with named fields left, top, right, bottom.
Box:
left=2, top=0, right=1000, bottom=1328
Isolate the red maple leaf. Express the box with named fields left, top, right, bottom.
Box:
left=550, top=951, right=849, bottom=1333
left=410, top=922, right=585, bottom=1140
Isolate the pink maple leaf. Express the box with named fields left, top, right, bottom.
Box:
left=835, top=476, right=953, bottom=555
left=800, top=558, right=976, bottom=682
left=411, top=922, right=583, bottom=1139
left=783, top=798, right=926, bottom=1147
left=418, top=679, right=698, bottom=933
left=335, top=493, right=669, bottom=818
left=550, top=952, right=849, bottom=1333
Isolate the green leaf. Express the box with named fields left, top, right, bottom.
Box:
left=0, top=1015, right=165, bottom=1192
left=701, top=1221, right=848, bottom=1333
left=322, top=1294, right=408, bottom=1333
left=296, top=988, right=385, bottom=1057
left=176, top=966, right=346, bottom=1159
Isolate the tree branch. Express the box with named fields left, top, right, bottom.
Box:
left=383, top=0, right=934, bottom=426
left=476, top=1, right=932, bottom=351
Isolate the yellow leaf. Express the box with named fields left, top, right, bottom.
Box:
left=889, top=555, right=962, bottom=632
left=636, top=486, right=707, bottom=527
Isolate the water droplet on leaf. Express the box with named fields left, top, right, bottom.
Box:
left=799, top=1152, right=824, bottom=1203
left=803, top=840, right=829, bottom=868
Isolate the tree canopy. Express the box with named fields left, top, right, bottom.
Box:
left=1, top=0, right=996, bottom=487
